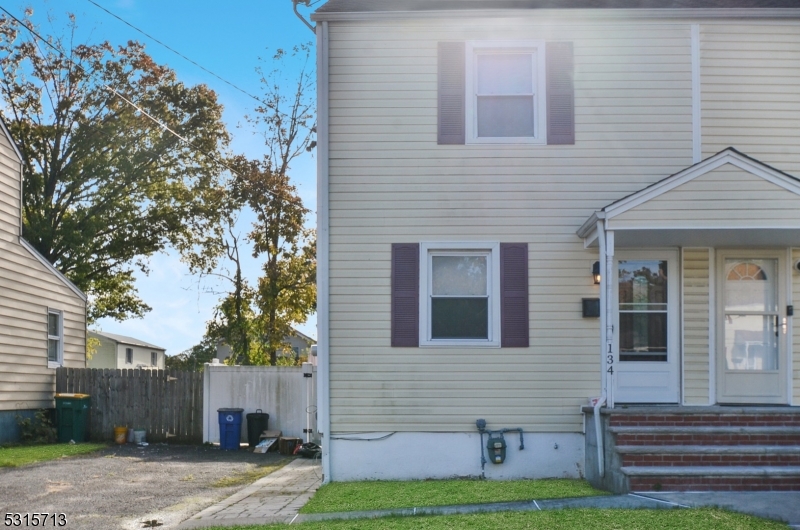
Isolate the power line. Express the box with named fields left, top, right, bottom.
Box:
left=85, top=0, right=275, bottom=113
left=0, top=5, right=306, bottom=207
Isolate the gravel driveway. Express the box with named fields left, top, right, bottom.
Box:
left=0, top=444, right=286, bottom=530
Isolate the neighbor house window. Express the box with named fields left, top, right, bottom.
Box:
left=466, top=41, right=546, bottom=144
left=151, top=351, right=157, bottom=366
left=419, top=242, right=501, bottom=347
left=126, top=348, right=133, bottom=364
left=47, top=309, right=63, bottom=367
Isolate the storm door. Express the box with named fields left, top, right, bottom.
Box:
left=613, top=250, right=680, bottom=403
left=717, top=250, right=787, bottom=404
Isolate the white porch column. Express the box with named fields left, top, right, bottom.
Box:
left=599, top=225, right=615, bottom=408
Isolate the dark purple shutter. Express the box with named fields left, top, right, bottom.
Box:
left=438, top=42, right=465, bottom=145
left=546, top=42, right=575, bottom=145
left=501, top=243, right=529, bottom=348
left=391, top=243, right=419, bottom=347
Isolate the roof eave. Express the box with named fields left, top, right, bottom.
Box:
left=312, top=7, right=800, bottom=21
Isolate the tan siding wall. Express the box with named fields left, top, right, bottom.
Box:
left=701, top=23, right=800, bottom=175
left=0, top=130, right=86, bottom=411
left=610, top=164, right=800, bottom=230
left=683, top=248, right=710, bottom=405
left=327, top=18, right=694, bottom=433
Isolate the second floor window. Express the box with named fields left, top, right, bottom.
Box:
left=126, top=348, right=133, bottom=364
left=467, top=41, right=546, bottom=144
left=151, top=351, right=157, bottom=366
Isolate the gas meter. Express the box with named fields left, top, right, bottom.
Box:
left=487, top=434, right=507, bottom=464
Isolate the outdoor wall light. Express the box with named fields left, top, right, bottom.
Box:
left=592, top=261, right=601, bottom=285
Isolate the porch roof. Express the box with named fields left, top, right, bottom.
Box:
left=578, top=148, right=800, bottom=248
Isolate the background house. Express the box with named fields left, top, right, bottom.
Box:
left=214, top=328, right=316, bottom=364
left=0, top=119, right=87, bottom=443
left=311, top=0, right=800, bottom=489
left=88, top=331, right=166, bottom=370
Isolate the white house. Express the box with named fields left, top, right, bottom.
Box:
left=88, top=331, right=166, bottom=370
left=312, top=0, right=800, bottom=491
left=0, top=119, right=87, bottom=443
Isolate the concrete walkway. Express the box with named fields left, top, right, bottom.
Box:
left=179, top=458, right=322, bottom=528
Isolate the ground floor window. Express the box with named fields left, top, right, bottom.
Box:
left=47, top=309, right=63, bottom=366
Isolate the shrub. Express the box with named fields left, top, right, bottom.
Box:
left=16, top=409, right=56, bottom=444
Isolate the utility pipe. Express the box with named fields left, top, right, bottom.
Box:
left=593, top=395, right=607, bottom=478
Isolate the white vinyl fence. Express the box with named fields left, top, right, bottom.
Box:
left=203, top=363, right=317, bottom=444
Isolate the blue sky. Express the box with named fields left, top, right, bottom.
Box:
left=11, top=0, right=320, bottom=355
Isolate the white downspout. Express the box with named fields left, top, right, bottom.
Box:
left=316, top=20, right=331, bottom=483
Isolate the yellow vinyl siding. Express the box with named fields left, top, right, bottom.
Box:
left=683, top=248, right=711, bottom=405
left=701, top=24, right=800, bottom=176
left=0, top=124, right=86, bottom=412
left=610, top=164, right=800, bottom=230
left=327, top=18, right=693, bottom=433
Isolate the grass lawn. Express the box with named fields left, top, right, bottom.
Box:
left=204, top=508, right=788, bottom=529
left=300, top=479, right=606, bottom=514
left=0, top=443, right=107, bottom=468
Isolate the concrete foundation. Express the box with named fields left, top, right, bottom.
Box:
left=329, top=431, right=584, bottom=481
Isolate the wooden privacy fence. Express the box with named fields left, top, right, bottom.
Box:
left=56, top=368, right=203, bottom=444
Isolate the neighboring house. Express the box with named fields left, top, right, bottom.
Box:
left=87, top=331, right=166, bottom=370
left=215, top=329, right=316, bottom=363
left=0, top=119, right=87, bottom=443
left=311, top=1, right=800, bottom=490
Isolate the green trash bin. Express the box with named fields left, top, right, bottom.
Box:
left=55, top=393, right=90, bottom=443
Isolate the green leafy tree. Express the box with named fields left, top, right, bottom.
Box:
left=0, top=12, right=230, bottom=322
left=196, top=45, right=316, bottom=366
left=165, top=336, right=217, bottom=371
left=230, top=156, right=316, bottom=366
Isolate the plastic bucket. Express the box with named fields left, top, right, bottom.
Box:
left=133, top=429, right=146, bottom=444
left=114, top=426, right=127, bottom=444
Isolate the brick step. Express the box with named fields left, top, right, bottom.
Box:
left=610, top=414, right=800, bottom=428
left=622, top=453, right=800, bottom=467
left=618, top=445, right=800, bottom=454
left=611, top=426, right=800, bottom=446
left=622, top=466, right=800, bottom=492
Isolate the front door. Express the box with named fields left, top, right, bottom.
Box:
left=717, top=249, right=788, bottom=404
left=613, top=250, right=680, bottom=403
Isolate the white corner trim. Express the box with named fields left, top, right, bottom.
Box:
left=680, top=247, right=686, bottom=405
left=691, top=24, right=701, bottom=164
left=316, top=20, right=332, bottom=484
left=787, top=247, right=794, bottom=406
left=707, top=247, right=716, bottom=405
left=19, top=238, right=87, bottom=301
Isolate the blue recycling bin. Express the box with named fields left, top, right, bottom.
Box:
left=218, top=408, right=244, bottom=450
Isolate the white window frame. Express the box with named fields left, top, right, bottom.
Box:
left=47, top=309, right=63, bottom=369
left=465, top=40, right=547, bottom=145
left=419, top=242, right=501, bottom=347
left=125, top=347, right=133, bottom=364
